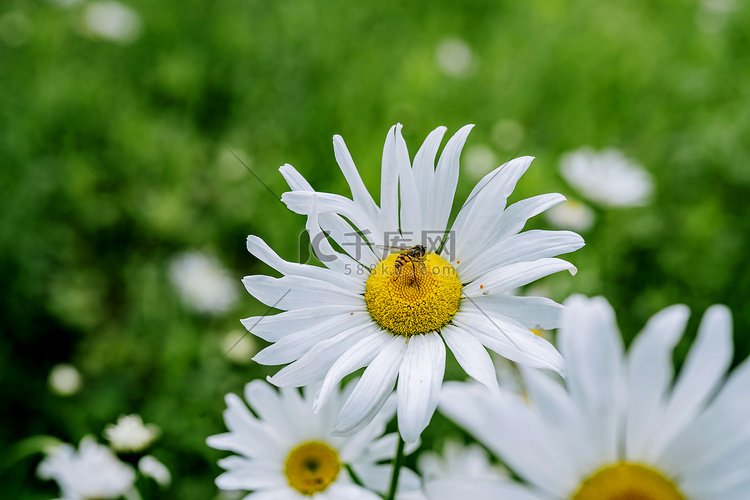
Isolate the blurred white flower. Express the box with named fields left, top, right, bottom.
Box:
left=441, top=296, right=748, bottom=500
left=435, top=37, right=473, bottom=77
left=207, top=380, right=419, bottom=499
left=48, top=363, right=82, bottom=397
left=81, top=1, right=141, bottom=44
left=104, top=414, right=160, bottom=453
left=419, top=440, right=506, bottom=482
left=138, top=455, right=171, bottom=487
left=169, top=251, right=239, bottom=314
left=560, top=147, right=653, bottom=207
left=400, top=440, right=531, bottom=500
left=696, top=0, right=736, bottom=32
left=47, top=0, right=82, bottom=7
left=0, top=11, right=31, bottom=47
left=491, top=119, right=525, bottom=151
left=545, top=199, right=596, bottom=232
left=463, top=144, right=497, bottom=179
left=220, top=329, right=257, bottom=365
left=37, top=436, right=136, bottom=500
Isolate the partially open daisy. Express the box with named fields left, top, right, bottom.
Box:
left=397, top=440, right=537, bottom=500
left=206, top=379, right=418, bottom=499
left=242, top=124, right=583, bottom=443
left=440, top=295, right=749, bottom=500
left=37, top=436, right=136, bottom=500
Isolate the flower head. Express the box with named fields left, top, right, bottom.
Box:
left=169, top=250, right=238, bottom=314
left=560, top=147, right=653, bottom=207
left=104, top=414, right=160, bottom=453
left=207, top=380, right=417, bottom=499
left=48, top=363, right=83, bottom=397
left=440, top=295, right=745, bottom=500
left=80, top=1, right=141, bottom=44
left=242, top=124, right=583, bottom=443
left=37, top=436, right=136, bottom=500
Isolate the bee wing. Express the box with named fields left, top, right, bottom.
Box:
left=375, top=244, right=408, bottom=252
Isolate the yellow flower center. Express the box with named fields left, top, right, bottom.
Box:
left=365, top=252, right=462, bottom=336
left=571, top=462, right=685, bottom=500
left=284, top=441, right=341, bottom=495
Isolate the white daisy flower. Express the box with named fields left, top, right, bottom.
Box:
left=138, top=455, right=171, bottom=487
left=207, top=380, right=419, bottom=499
left=37, top=436, right=136, bottom=500
left=80, top=1, right=141, bottom=44
left=400, top=440, right=536, bottom=500
left=242, top=124, right=583, bottom=443
left=544, top=199, right=595, bottom=232
left=440, top=295, right=748, bottom=500
left=48, top=363, right=83, bottom=397
left=560, top=147, right=653, bottom=207
left=435, top=37, right=474, bottom=77
left=169, top=250, right=239, bottom=314
left=104, top=414, right=160, bottom=453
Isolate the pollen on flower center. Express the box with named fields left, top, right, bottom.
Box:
left=284, top=441, right=340, bottom=495
left=365, top=252, right=462, bottom=336
left=571, top=462, right=685, bottom=500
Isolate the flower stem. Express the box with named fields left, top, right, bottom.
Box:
left=345, top=463, right=364, bottom=487
left=385, top=433, right=405, bottom=500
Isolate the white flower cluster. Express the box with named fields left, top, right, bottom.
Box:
left=36, top=414, right=169, bottom=499
left=201, top=123, right=749, bottom=500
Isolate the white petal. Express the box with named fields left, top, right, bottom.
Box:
left=396, top=126, right=423, bottom=241
left=441, top=325, right=499, bottom=392
left=282, top=191, right=383, bottom=245
left=429, top=124, right=474, bottom=233
left=492, top=193, right=566, bottom=242
left=351, top=463, right=421, bottom=496
left=520, top=366, right=595, bottom=476
left=253, top=312, right=371, bottom=365
left=650, top=305, right=733, bottom=460
left=439, top=382, right=579, bottom=496
left=397, top=334, right=446, bottom=443
left=423, top=478, right=546, bottom=500
left=680, top=433, right=750, bottom=498
left=660, top=353, right=750, bottom=477
left=460, top=295, right=564, bottom=330
left=241, top=306, right=357, bottom=342
left=279, top=163, right=314, bottom=191
left=413, top=126, right=447, bottom=228
left=458, top=230, right=585, bottom=283
left=242, top=381, right=298, bottom=440
left=333, top=134, right=380, bottom=223
left=463, top=258, right=577, bottom=296
left=242, top=275, right=362, bottom=310
left=557, top=295, right=624, bottom=466
left=240, top=489, right=298, bottom=500
left=314, top=330, right=393, bottom=412
left=454, top=310, right=566, bottom=376
left=326, top=482, right=383, bottom=500
left=451, top=156, right=533, bottom=262
left=625, top=304, right=690, bottom=461
left=317, top=212, right=380, bottom=267
left=215, top=459, right=284, bottom=490
left=333, top=336, right=407, bottom=435
left=380, top=125, right=401, bottom=234
left=305, top=198, right=363, bottom=274
left=246, top=235, right=361, bottom=291
left=268, top=323, right=382, bottom=386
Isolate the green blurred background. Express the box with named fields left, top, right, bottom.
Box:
left=2, top=0, right=749, bottom=497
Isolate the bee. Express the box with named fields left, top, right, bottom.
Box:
left=376, top=244, right=427, bottom=281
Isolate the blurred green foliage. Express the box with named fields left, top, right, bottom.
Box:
left=1, top=0, right=749, bottom=498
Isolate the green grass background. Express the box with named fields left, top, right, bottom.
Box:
left=2, top=0, right=749, bottom=498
